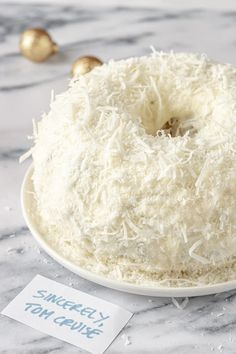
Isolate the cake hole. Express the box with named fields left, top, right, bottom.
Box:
left=161, top=117, right=198, bottom=138
left=162, top=118, right=181, bottom=137
left=140, top=100, right=197, bottom=137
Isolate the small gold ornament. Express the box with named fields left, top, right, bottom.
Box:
left=71, top=56, right=103, bottom=77
left=20, top=28, right=58, bottom=62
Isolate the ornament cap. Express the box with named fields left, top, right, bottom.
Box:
left=52, top=42, right=59, bottom=53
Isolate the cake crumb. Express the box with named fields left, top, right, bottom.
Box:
left=5, top=206, right=12, bottom=211
left=121, top=333, right=131, bottom=346
left=7, top=247, right=24, bottom=254
left=216, top=312, right=224, bottom=318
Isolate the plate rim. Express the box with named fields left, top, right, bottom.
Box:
left=21, top=164, right=236, bottom=297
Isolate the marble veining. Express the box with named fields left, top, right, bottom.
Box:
left=0, top=1, right=236, bottom=353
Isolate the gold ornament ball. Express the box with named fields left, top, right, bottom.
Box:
left=71, top=56, right=103, bottom=77
left=20, top=28, right=58, bottom=62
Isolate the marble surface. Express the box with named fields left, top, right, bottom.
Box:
left=1, top=2, right=236, bottom=353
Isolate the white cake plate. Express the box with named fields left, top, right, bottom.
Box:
left=21, top=165, right=236, bottom=297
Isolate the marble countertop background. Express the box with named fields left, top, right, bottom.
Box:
left=1, top=1, right=236, bottom=353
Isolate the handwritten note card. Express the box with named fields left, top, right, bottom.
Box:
left=2, top=275, right=132, bottom=354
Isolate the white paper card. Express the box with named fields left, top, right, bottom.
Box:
left=1, top=274, right=132, bottom=354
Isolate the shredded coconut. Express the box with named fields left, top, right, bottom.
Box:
left=171, top=297, right=189, bottom=310
left=26, top=52, right=236, bottom=287
left=121, top=333, right=131, bottom=346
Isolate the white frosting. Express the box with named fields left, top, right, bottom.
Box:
left=31, top=52, right=236, bottom=286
